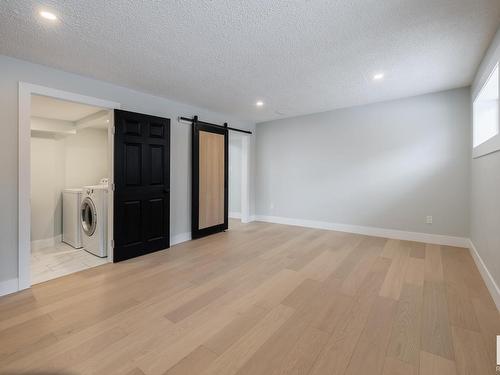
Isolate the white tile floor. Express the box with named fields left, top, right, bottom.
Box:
left=31, top=242, right=108, bottom=284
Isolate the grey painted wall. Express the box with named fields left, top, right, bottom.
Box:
left=0, top=55, right=255, bottom=285
left=256, top=88, right=471, bottom=237
left=470, top=27, right=500, bottom=291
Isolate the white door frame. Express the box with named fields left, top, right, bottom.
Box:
left=240, top=134, right=251, bottom=223
left=229, top=132, right=251, bottom=223
left=18, top=82, right=120, bottom=290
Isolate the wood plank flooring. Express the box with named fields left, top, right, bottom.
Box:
left=0, top=220, right=498, bottom=375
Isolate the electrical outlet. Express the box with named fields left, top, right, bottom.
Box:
left=426, top=216, right=433, bottom=224
left=270, top=202, right=274, bottom=209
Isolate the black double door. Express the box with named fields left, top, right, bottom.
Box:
left=113, top=109, right=170, bottom=262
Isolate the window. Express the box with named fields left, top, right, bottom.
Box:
left=473, top=63, right=499, bottom=155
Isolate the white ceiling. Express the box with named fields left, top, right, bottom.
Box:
left=31, top=95, right=109, bottom=129
left=31, top=95, right=103, bottom=121
left=2, top=1, right=499, bottom=122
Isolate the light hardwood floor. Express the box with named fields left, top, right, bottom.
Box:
left=0, top=220, right=499, bottom=375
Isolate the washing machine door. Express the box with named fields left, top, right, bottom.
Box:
left=81, top=197, right=97, bottom=236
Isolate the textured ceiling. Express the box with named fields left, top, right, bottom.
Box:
left=1, top=1, right=499, bottom=122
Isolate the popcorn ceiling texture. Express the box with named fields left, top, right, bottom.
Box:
left=0, top=0, right=499, bottom=122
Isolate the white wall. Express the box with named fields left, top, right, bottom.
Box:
left=0, top=55, right=255, bottom=287
left=256, top=88, right=470, bottom=238
left=229, top=137, right=242, bottom=215
left=470, top=26, right=500, bottom=302
left=30, top=127, right=108, bottom=242
left=30, top=135, right=65, bottom=242
left=64, top=128, right=108, bottom=188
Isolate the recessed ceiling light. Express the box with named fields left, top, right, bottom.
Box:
left=39, top=11, right=58, bottom=21
left=256, top=100, right=264, bottom=107
left=373, top=73, right=385, bottom=81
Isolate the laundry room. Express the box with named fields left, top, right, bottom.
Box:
left=30, top=95, right=111, bottom=284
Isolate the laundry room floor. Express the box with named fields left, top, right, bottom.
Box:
left=31, top=242, right=108, bottom=284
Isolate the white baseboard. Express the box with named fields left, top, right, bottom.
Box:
left=468, top=240, right=500, bottom=311
left=229, top=212, right=242, bottom=219
left=0, top=278, right=19, bottom=297
left=31, top=235, right=62, bottom=251
left=171, top=232, right=192, bottom=246
left=254, top=215, right=469, bottom=248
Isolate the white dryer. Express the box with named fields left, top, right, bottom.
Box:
left=81, top=185, right=108, bottom=257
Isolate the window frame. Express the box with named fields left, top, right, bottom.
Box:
left=473, top=62, right=500, bottom=158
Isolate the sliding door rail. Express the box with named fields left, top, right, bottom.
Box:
left=179, top=116, right=252, bottom=135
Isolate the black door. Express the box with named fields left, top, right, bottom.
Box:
left=191, top=120, right=228, bottom=239
left=114, top=109, right=170, bottom=262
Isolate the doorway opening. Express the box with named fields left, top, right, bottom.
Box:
left=29, top=95, right=112, bottom=284
left=228, top=132, right=251, bottom=229
left=18, top=83, right=120, bottom=289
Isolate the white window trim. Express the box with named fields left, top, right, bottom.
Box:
left=473, top=131, right=500, bottom=158
left=473, top=62, right=500, bottom=159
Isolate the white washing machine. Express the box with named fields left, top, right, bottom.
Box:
left=81, top=185, right=108, bottom=257
left=62, top=188, right=83, bottom=249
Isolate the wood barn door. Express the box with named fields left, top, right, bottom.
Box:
left=114, top=109, right=170, bottom=262
left=191, top=121, right=228, bottom=239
